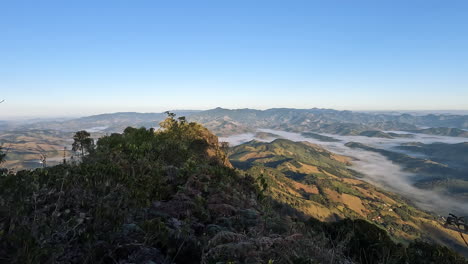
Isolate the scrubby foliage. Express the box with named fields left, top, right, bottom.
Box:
left=307, top=218, right=468, bottom=264
left=0, top=115, right=466, bottom=263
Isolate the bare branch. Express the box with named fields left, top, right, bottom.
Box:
left=36, top=145, right=48, bottom=168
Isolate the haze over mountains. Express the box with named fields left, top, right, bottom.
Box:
left=2, top=107, right=468, bottom=217
left=3, top=107, right=468, bottom=134
left=2, top=108, right=468, bottom=261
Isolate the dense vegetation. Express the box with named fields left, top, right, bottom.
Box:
left=0, top=115, right=466, bottom=263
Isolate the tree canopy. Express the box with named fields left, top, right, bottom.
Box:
left=72, top=130, right=94, bottom=156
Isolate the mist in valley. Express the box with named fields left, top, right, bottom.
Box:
left=221, top=129, right=468, bottom=216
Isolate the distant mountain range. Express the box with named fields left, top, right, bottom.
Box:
left=1, top=107, right=467, bottom=171
left=3, top=107, right=468, bottom=137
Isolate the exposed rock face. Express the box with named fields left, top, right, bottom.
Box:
left=196, top=125, right=233, bottom=168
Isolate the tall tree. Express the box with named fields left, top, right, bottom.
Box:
left=72, top=130, right=94, bottom=157
left=0, top=146, right=5, bottom=164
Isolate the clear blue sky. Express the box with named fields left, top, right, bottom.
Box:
left=1, top=0, right=467, bottom=117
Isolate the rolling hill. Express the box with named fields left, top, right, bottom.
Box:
left=407, top=127, right=468, bottom=137
left=229, top=139, right=468, bottom=255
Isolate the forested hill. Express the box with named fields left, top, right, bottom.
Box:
left=0, top=115, right=467, bottom=263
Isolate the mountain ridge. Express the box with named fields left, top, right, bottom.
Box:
left=1, top=117, right=467, bottom=263
left=4, top=107, right=468, bottom=133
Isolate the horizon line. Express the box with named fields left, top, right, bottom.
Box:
left=2, top=107, right=468, bottom=120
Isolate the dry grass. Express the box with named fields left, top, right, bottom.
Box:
left=341, top=193, right=366, bottom=216
left=292, top=181, right=319, bottom=194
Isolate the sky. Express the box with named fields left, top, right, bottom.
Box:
left=1, top=0, right=467, bottom=118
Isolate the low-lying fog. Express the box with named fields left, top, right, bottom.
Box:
left=220, top=129, right=468, bottom=216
